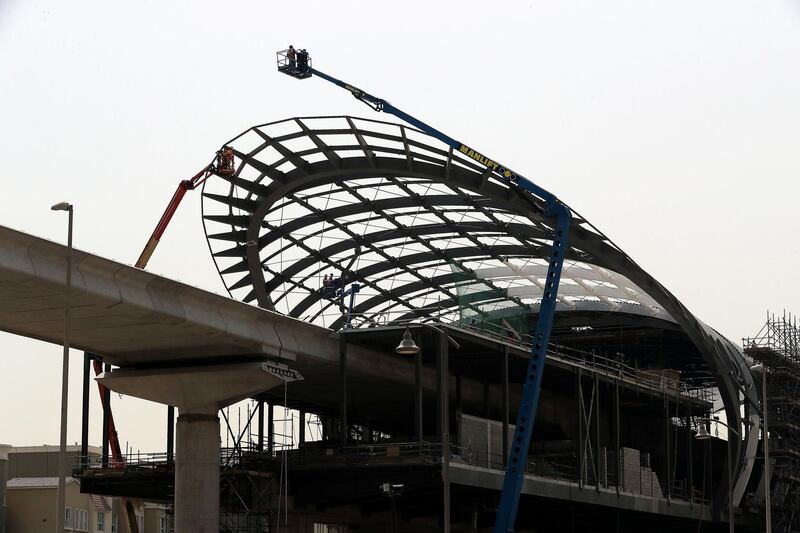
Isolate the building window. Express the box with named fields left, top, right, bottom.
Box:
left=73, top=508, right=88, bottom=532
left=159, top=516, right=170, bottom=533
left=111, top=511, right=118, bottom=533
left=65, top=507, right=74, bottom=529
left=97, top=511, right=106, bottom=531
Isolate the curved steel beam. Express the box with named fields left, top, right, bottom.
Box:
left=202, top=116, right=757, bottom=505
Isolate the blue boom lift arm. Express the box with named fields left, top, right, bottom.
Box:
left=277, top=49, right=571, bottom=532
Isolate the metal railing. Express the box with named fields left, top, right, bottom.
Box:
left=77, top=439, right=710, bottom=506
left=449, top=319, right=715, bottom=404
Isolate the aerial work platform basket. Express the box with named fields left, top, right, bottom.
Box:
left=277, top=48, right=312, bottom=79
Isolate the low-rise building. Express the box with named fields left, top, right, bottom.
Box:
left=3, top=446, right=168, bottom=533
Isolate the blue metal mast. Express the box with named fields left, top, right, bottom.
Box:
left=278, top=50, right=571, bottom=532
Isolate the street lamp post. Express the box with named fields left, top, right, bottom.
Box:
left=52, top=201, right=73, bottom=533
left=695, top=417, right=740, bottom=533
left=751, top=363, right=772, bottom=533
left=396, top=324, right=459, bottom=533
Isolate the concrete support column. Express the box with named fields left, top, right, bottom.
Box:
left=174, top=409, right=220, bottom=533
left=97, top=361, right=302, bottom=533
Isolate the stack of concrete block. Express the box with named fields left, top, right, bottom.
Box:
left=620, top=447, right=641, bottom=493
left=457, top=413, right=514, bottom=470
left=641, top=466, right=664, bottom=498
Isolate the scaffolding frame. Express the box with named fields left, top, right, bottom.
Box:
left=744, top=311, right=800, bottom=533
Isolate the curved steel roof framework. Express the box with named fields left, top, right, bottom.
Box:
left=201, top=115, right=758, bottom=504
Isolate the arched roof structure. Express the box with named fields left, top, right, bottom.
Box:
left=201, top=115, right=758, bottom=503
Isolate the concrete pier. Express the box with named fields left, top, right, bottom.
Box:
left=98, top=361, right=302, bottom=532
left=174, top=408, right=221, bottom=533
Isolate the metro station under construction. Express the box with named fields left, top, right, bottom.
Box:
left=0, top=51, right=796, bottom=533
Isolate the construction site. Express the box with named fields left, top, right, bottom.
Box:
left=0, top=47, right=794, bottom=533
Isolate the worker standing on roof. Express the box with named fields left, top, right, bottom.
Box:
left=287, top=45, right=296, bottom=70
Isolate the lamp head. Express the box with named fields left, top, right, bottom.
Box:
left=751, top=363, right=765, bottom=373
left=51, top=202, right=72, bottom=212
left=695, top=424, right=712, bottom=440
left=395, top=327, right=420, bottom=356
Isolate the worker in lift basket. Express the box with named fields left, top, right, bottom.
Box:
left=287, top=45, right=296, bottom=70
left=297, top=49, right=308, bottom=73
left=218, top=146, right=235, bottom=174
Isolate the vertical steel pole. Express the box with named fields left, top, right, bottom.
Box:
left=614, top=378, right=620, bottom=495
left=340, top=333, right=348, bottom=447
left=728, top=437, right=734, bottom=533
left=257, top=400, right=265, bottom=452
left=455, top=373, right=462, bottom=448
left=763, top=368, right=772, bottom=533
left=56, top=207, right=73, bottom=533
left=439, top=331, right=450, bottom=533
left=299, top=410, right=306, bottom=445
left=437, top=333, right=443, bottom=439
left=415, top=351, right=423, bottom=444
left=267, top=402, right=274, bottom=455
left=80, top=353, right=91, bottom=469
left=686, top=414, right=693, bottom=506
left=577, top=369, right=584, bottom=487
left=166, top=406, right=175, bottom=463
left=102, top=362, right=110, bottom=468
left=502, top=345, right=509, bottom=466
left=594, top=373, right=600, bottom=491
left=665, top=398, right=671, bottom=502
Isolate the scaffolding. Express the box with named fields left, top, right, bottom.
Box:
left=744, top=311, right=800, bottom=533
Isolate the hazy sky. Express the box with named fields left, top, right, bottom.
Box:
left=0, top=1, right=798, bottom=452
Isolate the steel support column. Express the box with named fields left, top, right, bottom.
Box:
left=686, top=414, right=693, bottom=506
left=101, top=362, right=111, bottom=468
left=438, top=330, right=450, bottom=533
left=415, top=351, right=423, bottom=443
left=339, top=333, right=348, bottom=447
left=455, top=373, right=462, bottom=447
left=257, top=400, right=265, bottom=452
left=594, top=371, right=600, bottom=491
left=299, top=410, right=306, bottom=445
left=666, top=397, right=671, bottom=502
left=614, top=377, right=620, bottom=495
left=267, top=402, right=274, bottom=455
left=80, top=353, right=91, bottom=469
left=167, top=406, right=175, bottom=464
left=576, top=369, right=584, bottom=488
left=502, top=345, right=509, bottom=466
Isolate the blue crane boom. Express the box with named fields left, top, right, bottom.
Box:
left=277, top=48, right=571, bottom=532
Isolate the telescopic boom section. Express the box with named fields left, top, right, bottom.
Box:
left=134, top=146, right=235, bottom=269
left=135, top=166, right=211, bottom=269
left=277, top=48, right=571, bottom=531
